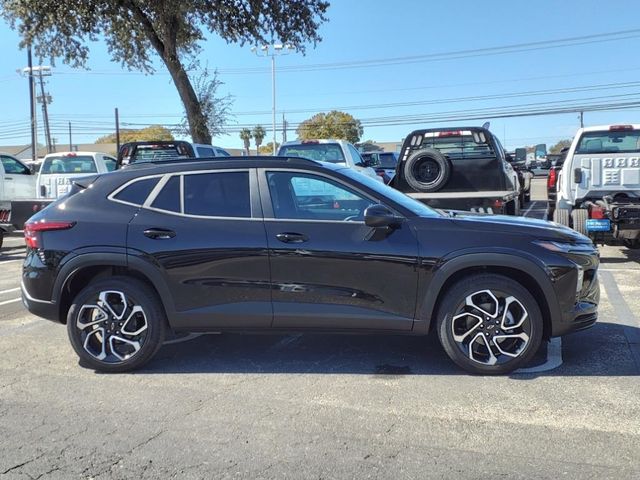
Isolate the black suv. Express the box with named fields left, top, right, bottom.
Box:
left=22, top=157, right=599, bottom=374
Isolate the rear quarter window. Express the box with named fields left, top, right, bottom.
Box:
left=112, top=177, right=160, bottom=206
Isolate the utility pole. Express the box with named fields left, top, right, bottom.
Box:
left=251, top=44, right=293, bottom=155
left=282, top=112, right=288, bottom=143
left=27, top=48, right=36, bottom=162
left=36, top=69, right=53, bottom=153
left=579, top=111, right=584, bottom=128
left=115, top=108, right=121, bottom=154
left=68, top=121, right=72, bottom=151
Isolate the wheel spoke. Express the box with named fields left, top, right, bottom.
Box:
left=109, top=335, right=141, bottom=361
left=76, top=304, right=108, bottom=330
left=492, top=333, right=530, bottom=358
left=451, top=312, right=483, bottom=342
left=500, top=296, right=528, bottom=330
left=468, top=332, right=497, bottom=366
left=98, top=290, right=128, bottom=320
left=120, top=305, right=148, bottom=336
left=83, top=327, right=107, bottom=361
left=465, top=290, right=499, bottom=318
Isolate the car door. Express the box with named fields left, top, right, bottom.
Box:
left=126, top=168, right=272, bottom=330
left=259, top=168, right=420, bottom=331
left=0, top=155, right=35, bottom=199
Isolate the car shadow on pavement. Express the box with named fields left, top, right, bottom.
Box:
left=127, top=321, right=639, bottom=377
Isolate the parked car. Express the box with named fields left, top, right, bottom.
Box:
left=546, top=147, right=569, bottom=219
left=22, top=156, right=599, bottom=374
left=391, top=127, right=521, bottom=214
left=361, top=151, right=399, bottom=184
left=278, top=139, right=383, bottom=182
left=37, top=151, right=117, bottom=199
left=117, top=141, right=231, bottom=168
left=507, top=148, right=533, bottom=204
left=553, top=124, right=640, bottom=249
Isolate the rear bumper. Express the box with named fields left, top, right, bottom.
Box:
left=21, top=281, right=60, bottom=323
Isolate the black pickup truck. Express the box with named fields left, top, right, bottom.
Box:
left=390, top=127, right=521, bottom=214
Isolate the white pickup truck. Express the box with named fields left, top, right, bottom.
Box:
left=0, top=153, right=38, bottom=246
left=278, top=139, right=383, bottom=182
left=554, top=124, right=640, bottom=249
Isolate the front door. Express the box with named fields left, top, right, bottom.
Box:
left=259, top=169, right=420, bottom=331
left=127, top=169, right=272, bottom=330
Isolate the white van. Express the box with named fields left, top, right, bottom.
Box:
left=37, top=151, right=117, bottom=199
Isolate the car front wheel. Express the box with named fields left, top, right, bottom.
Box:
left=436, top=274, right=543, bottom=375
left=67, top=276, right=166, bottom=372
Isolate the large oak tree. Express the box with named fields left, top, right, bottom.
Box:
left=1, top=0, right=329, bottom=143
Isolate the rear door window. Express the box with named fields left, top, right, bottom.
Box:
left=183, top=171, right=251, bottom=217
left=151, top=176, right=181, bottom=213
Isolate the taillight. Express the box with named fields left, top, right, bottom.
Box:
left=492, top=199, right=504, bottom=209
left=609, top=125, right=634, bottom=131
left=438, top=131, right=461, bottom=137
left=589, top=205, right=606, bottom=219
left=547, top=169, right=557, bottom=188
left=24, top=220, right=75, bottom=249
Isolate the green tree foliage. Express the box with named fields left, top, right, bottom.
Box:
left=297, top=111, right=364, bottom=144
left=357, top=140, right=383, bottom=152
left=239, top=128, right=252, bottom=155
left=259, top=141, right=280, bottom=155
left=253, top=125, right=266, bottom=152
left=1, top=0, right=329, bottom=144
left=95, top=125, right=174, bottom=144
left=549, top=139, right=573, bottom=154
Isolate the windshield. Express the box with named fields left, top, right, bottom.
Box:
left=338, top=167, right=442, bottom=218
left=575, top=130, right=640, bottom=154
left=41, top=155, right=97, bottom=174
left=279, top=143, right=346, bottom=164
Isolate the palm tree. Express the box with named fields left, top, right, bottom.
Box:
left=253, top=125, right=266, bottom=155
left=239, top=128, right=252, bottom=156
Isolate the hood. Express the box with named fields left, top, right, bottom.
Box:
left=442, top=212, right=590, bottom=243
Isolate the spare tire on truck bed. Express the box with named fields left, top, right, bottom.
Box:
left=403, top=148, right=451, bottom=193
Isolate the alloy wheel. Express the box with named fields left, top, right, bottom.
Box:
left=75, top=290, right=148, bottom=363
left=450, top=289, right=531, bottom=366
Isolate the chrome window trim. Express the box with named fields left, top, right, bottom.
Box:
left=143, top=174, right=173, bottom=209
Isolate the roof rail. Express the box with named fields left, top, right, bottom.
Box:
left=122, top=155, right=319, bottom=169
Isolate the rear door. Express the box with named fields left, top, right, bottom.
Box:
left=126, top=168, right=272, bottom=330
left=259, top=168, right=419, bottom=331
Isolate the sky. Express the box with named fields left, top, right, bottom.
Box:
left=2, top=0, right=640, bottom=152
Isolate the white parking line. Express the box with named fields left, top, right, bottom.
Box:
left=0, top=259, right=23, bottom=265
left=516, top=337, right=563, bottom=374
left=0, top=287, right=20, bottom=295
left=522, top=201, right=538, bottom=217
left=0, top=298, right=21, bottom=306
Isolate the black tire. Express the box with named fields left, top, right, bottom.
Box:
left=0, top=231, right=3, bottom=249
left=524, top=192, right=531, bottom=203
left=403, top=149, right=451, bottom=192
left=553, top=207, right=570, bottom=227
left=67, top=276, right=167, bottom=372
left=436, top=274, right=544, bottom=375
left=623, top=239, right=640, bottom=249
left=571, top=208, right=589, bottom=236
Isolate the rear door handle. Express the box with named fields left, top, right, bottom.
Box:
left=144, top=228, right=176, bottom=240
left=276, top=232, right=308, bottom=243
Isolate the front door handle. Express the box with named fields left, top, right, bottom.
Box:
left=144, top=228, right=176, bottom=240
left=276, top=232, right=308, bottom=243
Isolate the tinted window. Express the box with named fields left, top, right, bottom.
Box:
left=278, top=143, right=345, bottom=163
left=184, top=172, right=251, bottom=217
left=104, top=156, right=117, bottom=172
left=379, top=153, right=398, bottom=168
left=197, top=147, right=214, bottom=157
left=420, top=134, right=494, bottom=158
left=128, top=144, right=194, bottom=163
left=41, top=155, right=97, bottom=174
left=1, top=156, right=30, bottom=175
left=215, top=149, right=231, bottom=157
left=267, top=172, right=373, bottom=221
left=114, top=177, right=159, bottom=205
left=576, top=130, right=640, bottom=154
left=151, top=176, right=181, bottom=212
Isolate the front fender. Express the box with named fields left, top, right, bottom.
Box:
left=414, top=251, right=559, bottom=334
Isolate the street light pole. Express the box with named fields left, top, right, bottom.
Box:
left=252, top=44, right=293, bottom=155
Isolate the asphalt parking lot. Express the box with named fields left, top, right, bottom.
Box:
left=1, top=178, right=639, bottom=479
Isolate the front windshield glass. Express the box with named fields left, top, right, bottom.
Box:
left=338, top=167, right=442, bottom=218
left=279, top=143, right=346, bottom=163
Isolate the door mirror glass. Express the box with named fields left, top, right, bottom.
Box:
left=364, top=204, right=400, bottom=228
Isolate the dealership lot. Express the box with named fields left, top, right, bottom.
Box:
left=1, top=178, right=639, bottom=479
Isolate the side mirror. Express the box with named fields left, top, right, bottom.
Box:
left=505, top=153, right=514, bottom=163
left=364, top=204, right=401, bottom=228
left=29, top=164, right=37, bottom=174
left=574, top=168, right=583, bottom=183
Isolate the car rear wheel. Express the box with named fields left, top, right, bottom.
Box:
left=623, top=239, right=640, bottom=249
left=571, top=208, right=589, bottom=236
left=67, top=276, right=166, bottom=372
left=403, top=149, right=451, bottom=192
left=436, top=274, right=543, bottom=375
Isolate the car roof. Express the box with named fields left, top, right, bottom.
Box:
left=43, top=151, right=104, bottom=158
left=280, top=139, right=348, bottom=146
left=577, top=124, right=640, bottom=133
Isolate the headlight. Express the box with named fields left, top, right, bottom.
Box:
left=533, top=240, right=595, bottom=254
